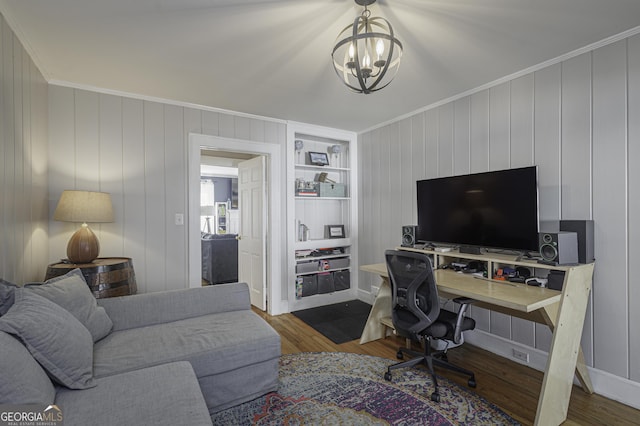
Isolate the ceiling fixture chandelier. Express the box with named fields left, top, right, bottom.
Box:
left=332, top=0, right=403, bottom=94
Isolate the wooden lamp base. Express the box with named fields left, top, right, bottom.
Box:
left=67, top=223, right=100, bottom=264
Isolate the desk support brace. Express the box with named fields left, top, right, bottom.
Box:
left=360, top=277, right=392, bottom=344
left=535, top=263, right=594, bottom=426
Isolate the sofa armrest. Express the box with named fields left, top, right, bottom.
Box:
left=97, top=282, right=250, bottom=331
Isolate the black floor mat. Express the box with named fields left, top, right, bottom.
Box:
left=292, top=300, right=372, bottom=344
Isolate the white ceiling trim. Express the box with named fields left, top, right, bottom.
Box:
left=49, top=80, right=287, bottom=125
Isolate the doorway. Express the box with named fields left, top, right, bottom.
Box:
left=187, top=134, right=283, bottom=315
left=200, top=151, right=253, bottom=286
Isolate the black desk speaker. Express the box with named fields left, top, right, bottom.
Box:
left=401, top=225, right=417, bottom=247
left=539, top=232, right=578, bottom=265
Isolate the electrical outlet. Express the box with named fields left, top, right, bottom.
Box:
left=512, top=349, right=529, bottom=363
left=175, top=213, right=184, bottom=226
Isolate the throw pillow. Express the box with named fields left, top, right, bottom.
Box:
left=0, top=289, right=96, bottom=390
left=0, top=278, right=18, bottom=316
left=0, top=331, right=56, bottom=405
left=25, top=269, right=113, bottom=342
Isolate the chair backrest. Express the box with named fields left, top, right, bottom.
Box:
left=385, top=250, right=440, bottom=338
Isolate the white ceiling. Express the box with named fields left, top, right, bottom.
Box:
left=2, top=0, right=640, bottom=132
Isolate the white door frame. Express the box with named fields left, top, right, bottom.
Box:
left=187, top=133, right=283, bottom=315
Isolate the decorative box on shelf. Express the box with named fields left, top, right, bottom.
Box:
left=318, top=182, right=346, bottom=197
left=295, top=179, right=347, bottom=198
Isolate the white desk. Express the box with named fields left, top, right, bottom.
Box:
left=360, top=248, right=594, bottom=426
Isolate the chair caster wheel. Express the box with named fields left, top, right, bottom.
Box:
left=384, top=372, right=392, bottom=381
left=440, top=353, right=448, bottom=362
left=468, top=378, right=477, bottom=388
left=431, top=392, right=441, bottom=402
left=396, top=351, right=404, bottom=360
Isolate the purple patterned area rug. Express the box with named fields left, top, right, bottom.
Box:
left=211, top=352, right=520, bottom=425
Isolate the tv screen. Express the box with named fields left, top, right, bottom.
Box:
left=416, top=166, right=539, bottom=252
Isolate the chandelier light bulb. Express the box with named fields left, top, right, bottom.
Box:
left=376, top=39, right=384, bottom=58
left=363, top=51, right=371, bottom=68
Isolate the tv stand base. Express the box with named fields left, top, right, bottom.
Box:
left=459, top=245, right=482, bottom=255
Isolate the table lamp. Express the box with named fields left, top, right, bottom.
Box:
left=54, top=190, right=114, bottom=263
left=201, top=205, right=215, bottom=234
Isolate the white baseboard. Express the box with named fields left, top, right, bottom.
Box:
left=357, top=288, right=376, bottom=305
left=465, top=329, right=640, bottom=410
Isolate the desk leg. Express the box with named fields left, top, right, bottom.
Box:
left=360, top=277, right=392, bottom=344
left=535, top=264, right=594, bottom=426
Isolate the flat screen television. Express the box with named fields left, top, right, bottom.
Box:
left=416, top=166, right=539, bottom=253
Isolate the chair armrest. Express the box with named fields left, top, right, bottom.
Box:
left=97, top=282, right=250, bottom=331
left=452, top=297, right=475, bottom=344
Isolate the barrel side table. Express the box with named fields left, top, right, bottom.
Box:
left=45, top=257, right=137, bottom=298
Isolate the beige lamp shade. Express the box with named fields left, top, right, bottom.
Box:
left=200, top=205, right=215, bottom=216
left=54, top=190, right=114, bottom=264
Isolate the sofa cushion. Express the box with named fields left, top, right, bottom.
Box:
left=55, top=362, right=212, bottom=426
left=97, top=284, right=250, bottom=332
left=0, top=289, right=96, bottom=389
left=0, top=278, right=18, bottom=316
left=25, top=268, right=113, bottom=342
left=93, top=310, right=280, bottom=380
left=0, top=331, right=56, bottom=405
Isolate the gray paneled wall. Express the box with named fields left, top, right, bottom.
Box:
left=48, top=86, right=286, bottom=295
left=359, top=34, right=640, bottom=383
left=0, top=13, right=48, bottom=284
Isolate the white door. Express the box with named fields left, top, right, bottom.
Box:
left=238, top=156, right=267, bottom=310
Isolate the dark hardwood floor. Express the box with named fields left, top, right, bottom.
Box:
left=253, top=308, right=640, bottom=426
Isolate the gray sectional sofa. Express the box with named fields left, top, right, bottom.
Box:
left=0, top=270, right=281, bottom=426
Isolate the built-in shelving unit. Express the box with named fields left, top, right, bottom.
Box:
left=286, top=122, right=358, bottom=312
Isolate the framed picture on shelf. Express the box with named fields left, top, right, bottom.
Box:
left=308, top=152, right=330, bottom=166
left=325, top=225, right=345, bottom=239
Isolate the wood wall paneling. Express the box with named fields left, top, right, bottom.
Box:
left=0, top=17, right=5, bottom=277
left=1, top=13, right=48, bottom=283
left=98, top=94, right=124, bottom=258
left=13, top=36, right=24, bottom=282
left=592, top=40, right=629, bottom=378
left=398, top=118, right=413, bottom=227
left=510, top=74, right=534, bottom=167
left=629, top=33, right=640, bottom=382
left=163, top=105, right=186, bottom=289
left=122, top=98, right=147, bottom=293
left=384, top=124, right=397, bottom=250
left=425, top=109, right=438, bottom=178
left=438, top=103, right=454, bottom=177
left=453, top=97, right=471, bottom=176
left=3, top=20, right=16, bottom=279
left=488, top=82, right=511, bottom=171
left=143, top=101, right=167, bottom=292
left=410, top=113, right=425, bottom=215
left=561, top=52, right=595, bottom=366
left=470, top=90, right=490, bottom=173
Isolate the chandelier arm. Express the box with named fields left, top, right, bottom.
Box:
left=350, top=15, right=368, bottom=93
left=367, top=26, right=394, bottom=91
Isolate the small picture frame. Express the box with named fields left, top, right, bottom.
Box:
left=325, top=224, right=345, bottom=239
left=308, top=152, right=330, bottom=166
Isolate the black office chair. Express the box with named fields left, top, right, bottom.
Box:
left=383, top=249, right=476, bottom=402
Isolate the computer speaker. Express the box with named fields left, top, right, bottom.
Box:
left=538, top=231, right=579, bottom=265
left=401, top=225, right=417, bottom=247
left=560, top=220, right=594, bottom=264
